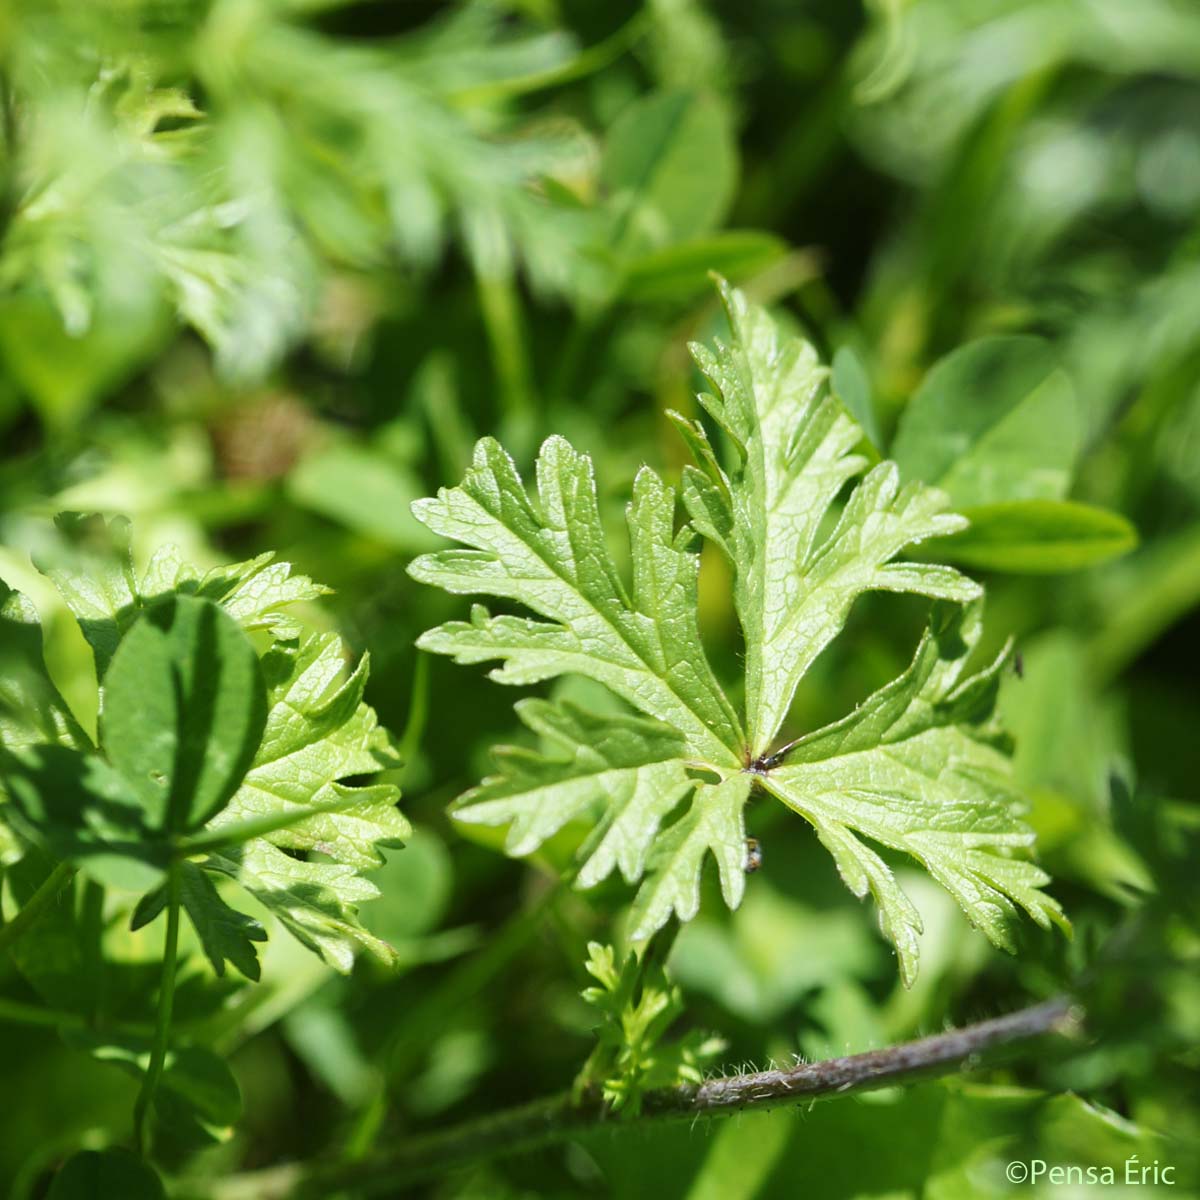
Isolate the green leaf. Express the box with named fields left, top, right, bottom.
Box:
left=100, top=596, right=267, bottom=834
left=578, top=942, right=723, bottom=1115
left=602, top=90, right=737, bottom=256
left=185, top=630, right=408, bottom=971
left=410, top=436, right=743, bottom=765
left=206, top=838, right=398, bottom=974
left=40, top=526, right=327, bottom=676
left=209, top=633, right=409, bottom=870
left=1, top=744, right=167, bottom=891
left=286, top=442, right=441, bottom=551
left=66, top=1031, right=242, bottom=1148
left=454, top=699, right=690, bottom=885
left=47, top=1149, right=165, bottom=1200
left=132, top=861, right=267, bottom=982
left=762, top=603, right=1068, bottom=986
left=679, top=281, right=979, bottom=752
left=933, top=499, right=1138, bottom=573
left=0, top=290, right=169, bottom=434
left=891, top=335, right=1081, bottom=508
left=35, top=514, right=138, bottom=679
left=412, top=279, right=1065, bottom=978
left=31, top=532, right=404, bottom=970
left=620, top=232, right=787, bottom=303
left=626, top=774, right=750, bottom=940
left=140, top=547, right=329, bottom=641
left=831, top=345, right=882, bottom=451
left=453, top=699, right=745, bottom=937
left=0, top=581, right=89, bottom=752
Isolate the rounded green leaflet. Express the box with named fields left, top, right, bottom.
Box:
left=99, top=595, right=267, bottom=834
left=602, top=90, right=738, bottom=256
left=47, top=1149, right=165, bottom=1200
left=891, top=335, right=1080, bottom=509
left=936, top=500, right=1138, bottom=573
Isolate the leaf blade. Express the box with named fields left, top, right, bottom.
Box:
left=410, top=436, right=743, bottom=763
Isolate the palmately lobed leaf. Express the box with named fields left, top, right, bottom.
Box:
left=411, top=279, right=1067, bottom=980
left=206, top=839, right=397, bottom=974
left=452, top=699, right=745, bottom=938
left=454, top=698, right=691, bottom=880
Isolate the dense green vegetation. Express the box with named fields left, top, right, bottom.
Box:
left=0, top=2, right=1198, bottom=1197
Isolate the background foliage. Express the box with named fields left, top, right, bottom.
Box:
left=0, top=0, right=1197, bottom=1196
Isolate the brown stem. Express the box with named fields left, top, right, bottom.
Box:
left=188, top=996, right=1079, bottom=1200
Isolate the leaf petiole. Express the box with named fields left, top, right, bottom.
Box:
left=0, top=860, right=76, bottom=956
left=133, top=858, right=182, bottom=1157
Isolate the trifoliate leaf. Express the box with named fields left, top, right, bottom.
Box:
left=678, top=280, right=980, bottom=753
left=412, top=278, right=1064, bottom=981
left=762, top=603, right=1069, bottom=986
left=410, top=437, right=743, bottom=765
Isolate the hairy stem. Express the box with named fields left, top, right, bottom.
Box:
left=191, top=996, right=1078, bottom=1200
left=0, top=861, right=76, bottom=955
left=134, top=860, right=183, bottom=1157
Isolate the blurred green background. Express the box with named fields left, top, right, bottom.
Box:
left=0, top=1, right=1198, bottom=1196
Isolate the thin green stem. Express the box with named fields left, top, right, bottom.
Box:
left=0, top=861, right=76, bottom=955
left=133, top=860, right=183, bottom=1158
left=476, top=271, right=536, bottom=438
